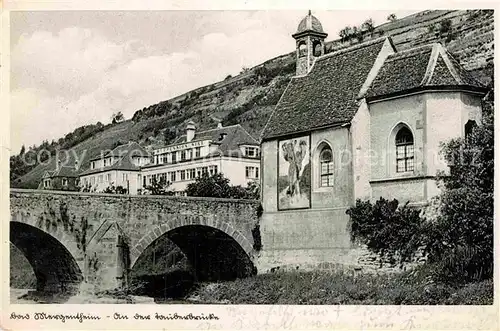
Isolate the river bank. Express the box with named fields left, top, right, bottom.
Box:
left=11, top=269, right=493, bottom=305
left=190, top=269, right=493, bottom=305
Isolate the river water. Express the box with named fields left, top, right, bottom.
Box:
left=10, top=288, right=196, bottom=304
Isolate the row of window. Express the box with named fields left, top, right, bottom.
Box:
left=156, top=147, right=202, bottom=165
left=81, top=173, right=140, bottom=186
left=394, top=121, right=476, bottom=173
left=316, top=126, right=416, bottom=187
left=154, top=146, right=259, bottom=165
left=144, top=165, right=219, bottom=185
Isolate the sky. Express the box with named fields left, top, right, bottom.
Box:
left=10, top=9, right=419, bottom=153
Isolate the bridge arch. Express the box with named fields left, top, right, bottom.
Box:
left=130, top=216, right=256, bottom=281
left=10, top=221, right=84, bottom=293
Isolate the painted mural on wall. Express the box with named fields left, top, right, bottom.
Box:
left=278, top=136, right=311, bottom=210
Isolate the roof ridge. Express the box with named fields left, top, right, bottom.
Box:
left=420, top=44, right=440, bottom=86
left=317, top=36, right=388, bottom=62
left=197, top=124, right=240, bottom=134
left=260, top=77, right=294, bottom=141
left=235, top=125, right=259, bottom=144
left=436, top=45, right=464, bottom=84
left=387, top=43, right=436, bottom=60
left=439, top=46, right=484, bottom=87
left=357, top=38, right=396, bottom=99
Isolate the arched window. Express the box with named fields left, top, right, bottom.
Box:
left=319, top=146, right=334, bottom=187
left=298, top=42, right=307, bottom=57
left=465, top=120, right=477, bottom=139
left=395, top=127, right=414, bottom=173
left=313, top=41, right=322, bottom=57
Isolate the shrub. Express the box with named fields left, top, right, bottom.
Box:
left=387, top=13, right=397, bottom=22
left=143, top=176, right=174, bottom=196
left=347, top=198, right=425, bottom=266
left=423, top=100, right=494, bottom=283
left=102, top=184, right=128, bottom=194
left=185, top=173, right=257, bottom=199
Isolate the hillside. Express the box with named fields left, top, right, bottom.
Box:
left=12, top=9, right=494, bottom=189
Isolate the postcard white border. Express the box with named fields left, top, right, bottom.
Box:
left=1, top=1, right=499, bottom=330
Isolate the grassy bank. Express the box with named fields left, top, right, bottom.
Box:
left=189, top=269, right=493, bottom=305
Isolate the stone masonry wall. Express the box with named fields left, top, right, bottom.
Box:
left=10, top=189, right=260, bottom=292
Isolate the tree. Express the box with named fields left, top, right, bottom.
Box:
left=185, top=173, right=256, bottom=199
left=19, top=145, right=25, bottom=156
left=361, top=18, right=375, bottom=36
left=111, top=111, right=125, bottom=124
left=387, top=13, right=397, bottom=22
left=144, top=176, right=174, bottom=196
left=423, top=98, right=494, bottom=282
left=163, top=128, right=177, bottom=144
left=338, top=26, right=351, bottom=42
left=439, top=19, right=452, bottom=35
left=246, top=179, right=261, bottom=200
left=352, top=26, right=363, bottom=42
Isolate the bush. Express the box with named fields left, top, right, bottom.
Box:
left=185, top=173, right=257, bottom=199
left=347, top=198, right=424, bottom=266
left=102, top=184, right=128, bottom=194
left=190, top=270, right=493, bottom=305
left=423, top=100, right=494, bottom=283
left=143, top=176, right=174, bottom=196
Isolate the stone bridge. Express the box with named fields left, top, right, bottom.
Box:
left=10, top=189, right=261, bottom=293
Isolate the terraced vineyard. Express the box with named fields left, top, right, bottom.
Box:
left=12, top=9, right=494, bottom=189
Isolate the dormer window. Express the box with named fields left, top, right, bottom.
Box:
left=219, top=133, right=227, bottom=141
left=245, top=147, right=258, bottom=158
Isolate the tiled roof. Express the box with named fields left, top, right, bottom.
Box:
left=53, top=166, right=79, bottom=178
left=171, top=124, right=259, bottom=157
left=365, top=43, right=485, bottom=99
left=43, top=166, right=78, bottom=178
left=79, top=142, right=150, bottom=176
left=89, top=141, right=149, bottom=161
left=261, top=38, right=387, bottom=140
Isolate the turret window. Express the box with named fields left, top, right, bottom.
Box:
left=313, top=41, right=322, bottom=57
left=298, top=42, right=307, bottom=57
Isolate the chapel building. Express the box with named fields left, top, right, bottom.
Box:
left=258, top=12, right=487, bottom=270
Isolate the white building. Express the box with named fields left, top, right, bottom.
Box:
left=79, top=141, right=151, bottom=194
left=141, top=121, right=260, bottom=195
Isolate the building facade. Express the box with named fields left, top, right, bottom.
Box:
left=78, top=142, right=150, bottom=194
left=257, top=12, right=487, bottom=271
left=141, top=121, right=260, bottom=195
left=38, top=161, right=79, bottom=191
